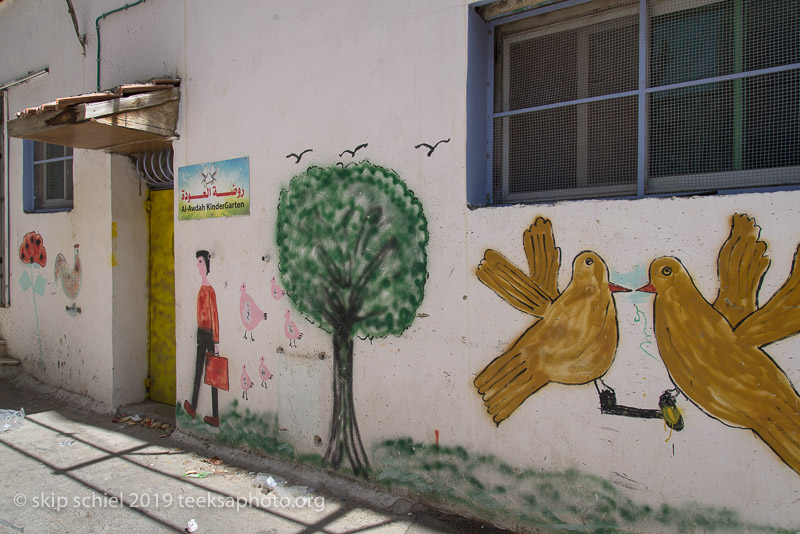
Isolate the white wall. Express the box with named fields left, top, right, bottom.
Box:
left=111, top=155, right=149, bottom=406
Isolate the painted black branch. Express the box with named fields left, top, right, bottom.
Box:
left=315, top=245, right=347, bottom=289
left=597, top=383, right=685, bottom=431
left=348, top=237, right=397, bottom=314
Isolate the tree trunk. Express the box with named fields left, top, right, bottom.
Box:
left=323, top=328, right=371, bottom=478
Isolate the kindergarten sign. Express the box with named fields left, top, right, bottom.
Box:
left=178, top=157, right=250, bottom=220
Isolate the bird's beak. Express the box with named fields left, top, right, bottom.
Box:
left=608, top=282, right=631, bottom=293
left=636, top=282, right=657, bottom=293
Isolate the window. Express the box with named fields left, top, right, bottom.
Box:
left=23, top=140, right=73, bottom=212
left=487, top=0, right=800, bottom=204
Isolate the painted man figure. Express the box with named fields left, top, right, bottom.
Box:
left=183, top=250, right=220, bottom=427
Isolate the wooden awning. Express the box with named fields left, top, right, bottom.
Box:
left=7, top=81, right=180, bottom=156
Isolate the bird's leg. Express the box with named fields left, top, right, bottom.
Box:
left=595, top=379, right=618, bottom=413
left=243, top=330, right=247, bottom=339
left=250, top=332, right=255, bottom=342
left=594, top=378, right=615, bottom=395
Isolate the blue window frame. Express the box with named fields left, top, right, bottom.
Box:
left=469, top=0, right=800, bottom=206
left=23, top=140, right=73, bottom=212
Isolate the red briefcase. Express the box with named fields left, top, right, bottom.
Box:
left=204, top=352, right=229, bottom=391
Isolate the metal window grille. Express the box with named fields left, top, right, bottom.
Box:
left=491, top=0, right=800, bottom=203
left=32, top=141, right=73, bottom=209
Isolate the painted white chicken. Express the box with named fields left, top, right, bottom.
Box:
left=54, top=244, right=81, bottom=302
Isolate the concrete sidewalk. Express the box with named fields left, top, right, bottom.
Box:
left=0, top=372, right=511, bottom=534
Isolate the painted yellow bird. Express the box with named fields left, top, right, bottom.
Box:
left=638, top=213, right=800, bottom=474
left=475, top=217, right=629, bottom=425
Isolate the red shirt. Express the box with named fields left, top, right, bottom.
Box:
left=197, top=285, right=219, bottom=343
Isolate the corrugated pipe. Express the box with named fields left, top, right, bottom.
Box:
left=95, top=0, right=146, bottom=91
left=135, top=150, right=174, bottom=190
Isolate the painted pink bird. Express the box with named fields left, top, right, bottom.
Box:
left=284, top=310, right=303, bottom=348
left=239, top=282, right=267, bottom=341
left=241, top=364, right=254, bottom=400
left=270, top=276, right=285, bottom=300
left=258, top=356, right=273, bottom=388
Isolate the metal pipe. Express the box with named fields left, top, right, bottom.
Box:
left=0, top=68, right=49, bottom=92
left=65, top=0, right=86, bottom=55
left=3, top=91, right=10, bottom=306
left=95, top=0, right=146, bottom=91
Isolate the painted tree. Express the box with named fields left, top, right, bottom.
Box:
left=276, top=162, right=428, bottom=478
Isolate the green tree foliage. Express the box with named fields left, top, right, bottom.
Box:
left=276, top=162, right=428, bottom=477
left=277, top=162, right=428, bottom=337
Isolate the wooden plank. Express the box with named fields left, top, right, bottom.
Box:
left=26, top=120, right=165, bottom=150
left=8, top=86, right=179, bottom=155
left=79, top=86, right=179, bottom=120
left=8, top=107, right=78, bottom=138
left=116, top=84, right=174, bottom=94
left=9, top=110, right=176, bottom=155
left=102, top=136, right=175, bottom=156
left=94, top=99, right=179, bottom=137
left=150, top=78, right=181, bottom=86
left=56, top=92, right=120, bottom=110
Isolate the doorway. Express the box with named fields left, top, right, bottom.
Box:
left=148, top=188, right=176, bottom=404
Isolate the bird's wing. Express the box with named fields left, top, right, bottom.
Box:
left=523, top=217, right=561, bottom=300
left=736, top=243, right=800, bottom=347
left=750, top=389, right=800, bottom=476
left=713, top=213, right=770, bottom=327
left=476, top=250, right=552, bottom=317
left=474, top=345, right=549, bottom=425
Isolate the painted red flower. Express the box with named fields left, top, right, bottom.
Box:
left=19, top=231, right=46, bottom=267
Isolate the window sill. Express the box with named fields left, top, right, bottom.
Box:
left=23, top=207, right=73, bottom=214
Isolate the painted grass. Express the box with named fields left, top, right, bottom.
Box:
left=175, top=405, right=794, bottom=533
left=372, top=438, right=795, bottom=534
left=175, top=400, right=324, bottom=467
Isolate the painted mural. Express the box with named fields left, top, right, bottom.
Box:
left=183, top=250, right=227, bottom=427
left=285, top=149, right=312, bottom=164
left=638, top=213, right=800, bottom=475
left=414, top=137, right=450, bottom=157
left=238, top=282, right=267, bottom=341
left=54, top=244, right=81, bottom=309
left=18, top=231, right=47, bottom=367
left=275, top=161, right=429, bottom=478
left=258, top=356, right=273, bottom=388
left=282, top=310, right=302, bottom=348
left=475, top=218, right=632, bottom=425
left=240, top=365, right=254, bottom=400
left=373, top=436, right=790, bottom=534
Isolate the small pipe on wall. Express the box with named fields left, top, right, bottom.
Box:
left=65, top=0, right=87, bottom=55
left=95, top=0, right=146, bottom=91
